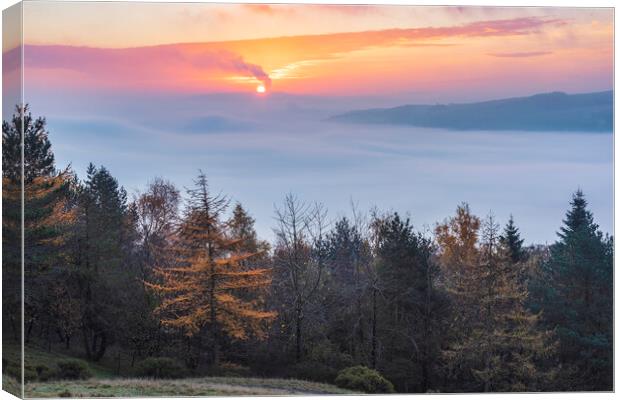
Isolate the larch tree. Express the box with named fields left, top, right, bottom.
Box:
left=146, top=172, right=276, bottom=367
left=436, top=207, right=555, bottom=392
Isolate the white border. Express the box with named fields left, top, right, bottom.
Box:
left=0, top=1, right=616, bottom=400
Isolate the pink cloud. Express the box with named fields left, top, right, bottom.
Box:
left=488, top=51, right=553, bottom=58
left=18, top=16, right=565, bottom=93
left=23, top=45, right=271, bottom=90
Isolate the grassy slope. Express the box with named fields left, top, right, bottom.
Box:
left=26, top=377, right=355, bottom=397
left=3, top=345, right=353, bottom=397
left=3, top=343, right=115, bottom=380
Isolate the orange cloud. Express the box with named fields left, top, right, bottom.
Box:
left=20, top=16, right=570, bottom=94
left=488, top=51, right=553, bottom=58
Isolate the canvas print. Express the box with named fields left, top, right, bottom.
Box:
left=2, top=1, right=614, bottom=397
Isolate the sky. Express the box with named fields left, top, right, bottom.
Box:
left=19, top=3, right=613, bottom=98
left=3, top=3, right=614, bottom=243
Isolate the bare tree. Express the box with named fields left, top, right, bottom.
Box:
left=135, top=178, right=180, bottom=278
left=272, top=194, right=328, bottom=362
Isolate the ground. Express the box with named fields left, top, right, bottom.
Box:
left=24, top=377, right=355, bottom=397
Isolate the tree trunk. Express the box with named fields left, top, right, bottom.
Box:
left=295, top=301, right=303, bottom=362
left=92, top=332, right=107, bottom=361
left=371, top=286, right=377, bottom=369
left=82, top=326, right=93, bottom=360
left=209, top=261, right=219, bottom=367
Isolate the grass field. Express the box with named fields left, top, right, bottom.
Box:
left=24, top=377, right=355, bottom=397
left=2, top=344, right=355, bottom=397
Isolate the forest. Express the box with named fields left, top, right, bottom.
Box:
left=2, top=105, right=614, bottom=393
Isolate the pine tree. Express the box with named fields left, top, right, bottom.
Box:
left=540, top=190, right=613, bottom=390
left=2, top=108, right=74, bottom=345
left=499, top=215, right=525, bottom=263
left=75, top=164, right=132, bottom=361
left=2, top=104, right=55, bottom=183
left=373, top=213, right=445, bottom=392
left=323, top=217, right=371, bottom=365
left=146, top=172, right=275, bottom=367
left=228, top=202, right=270, bottom=256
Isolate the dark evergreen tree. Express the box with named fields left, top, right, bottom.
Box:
left=373, top=213, right=446, bottom=392
left=323, top=217, right=371, bottom=365
left=228, top=202, right=270, bottom=256
left=3, top=107, right=72, bottom=350
left=74, top=164, right=132, bottom=361
left=2, top=104, right=55, bottom=183
left=499, top=215, right=525, bottom=263
left=539, top=190, right=613, bottom=390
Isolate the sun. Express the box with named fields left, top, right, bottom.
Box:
left=256, top=84, right=266, bottom=94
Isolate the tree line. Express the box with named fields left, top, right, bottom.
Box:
left=2, top=106, right=613, bottom=392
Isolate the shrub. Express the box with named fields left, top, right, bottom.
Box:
left=4, top=364, right=21, bottom=380
left=56, top=360, right=92, bottom=380
left=335, top=366, right=395, bottom=394
left=24, top=367, right=38, bottom=383
left=34, top=364, right=56, bottom=382
left=134, top=357, right=188, bottom=379
left=289, top=361, right=338, bottom=383
left=6, top=361, right=60, bottom=383
left=207, top=361, right=252, bottom=377
left=308, top=340, right=354, bottom=370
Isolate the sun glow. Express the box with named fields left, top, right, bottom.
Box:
left=256, top=84, right=266, bottom=93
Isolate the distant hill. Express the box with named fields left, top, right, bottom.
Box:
left=329, top=91, right=613, bottom=132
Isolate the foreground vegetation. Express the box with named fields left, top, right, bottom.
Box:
left=3, top=106, right=613, bottom=394
left=3, top=345, right=355, bottom=397
left=25, top=377, right=355, bottom=398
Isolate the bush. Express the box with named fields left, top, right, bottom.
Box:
left=335, top=366, right=395, bottom=394
left=308, top=340, right=354, bottom=370
left=289, top=361, right=338, bottom=383
left=56, top=360, right=92, bottom=380
left=134, top=357, right=188, bottom=379
left=207, top=361, right=252, bottom=377
left=7, top=361, right=53, bottom=382
left=34, top=364, right=56, bottom=382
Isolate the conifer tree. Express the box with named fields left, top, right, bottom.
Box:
left=540, top=190, right=613, bottom=390
left=146, top=172, right=276, bottom=367
left=499, top=215, right=525, bottom=263
left=373, top=213, right=445, bottom=392
left=323, top=216, right=372, bottom=365
left=3, top=108, right=74, bottom=344
left=436, top=208, right=555, bottom=392
left=75, top=164, right=132, bottom=360
left=228, top=202, right=270, bottom=257
left=2, top=104, right=55, bottom=183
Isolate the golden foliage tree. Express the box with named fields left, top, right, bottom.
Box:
left=435, top=205, right=555, bottom=392
left=146, top=172, right=276, bottom=366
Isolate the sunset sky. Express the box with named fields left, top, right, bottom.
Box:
left=19, top=3, right=613, bottom=98
left=3, top=3, right=614, bottom=243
